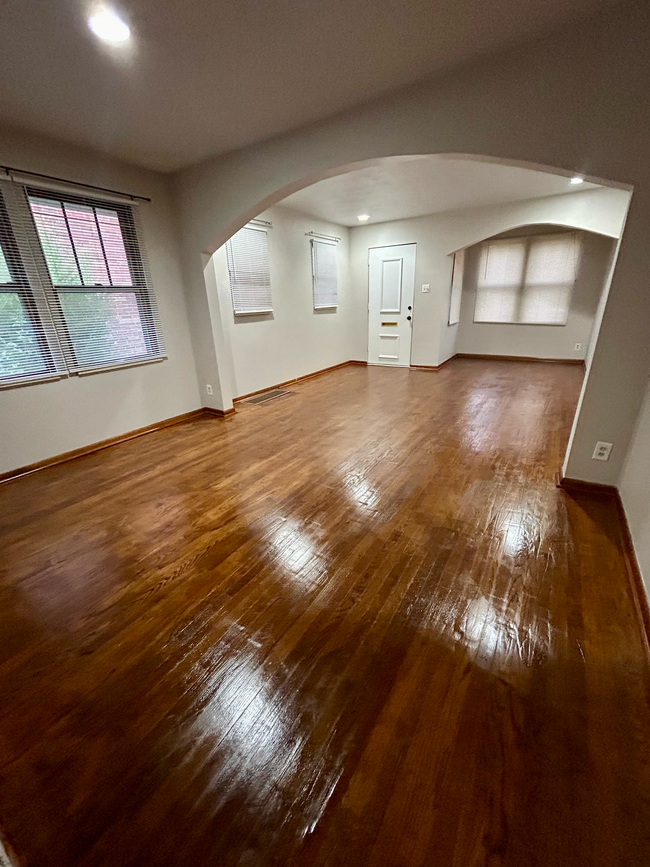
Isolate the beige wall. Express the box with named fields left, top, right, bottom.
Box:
left=208, top=193, right=618, bottom=397
left=620, top=377, right=650, bottom=596
left=173, top=2, right=649, bottom=489
left=457, top=230, right=615, bottom=360
left=349, top=189, right=625, bottom=368
left=209, top=205, right=364, bottom=398
left=0, top=125, right=200, bottom=475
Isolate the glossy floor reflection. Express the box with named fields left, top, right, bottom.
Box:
left=0, top=360, right=649, bottom=867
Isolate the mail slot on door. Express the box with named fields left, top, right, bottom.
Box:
left=381, top=322, right=398, bottom=326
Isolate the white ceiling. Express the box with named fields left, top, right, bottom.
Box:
left=277, top=155, right=601, bottom=225
left=0, top=0, right=620, bottom=171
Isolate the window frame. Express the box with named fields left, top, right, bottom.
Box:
left=26, top=187, right=165, bottom=374
left=448, top=249, right=464, bottom=326
left=310, top=238, right=339, bottom=310
left=226, top=224, right=273, bottom=316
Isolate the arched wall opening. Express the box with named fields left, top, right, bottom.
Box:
left=198, top=154, right=630, bottom=481
left=173, top=5, right=649, bottom=491
left=198, top=153, right=629, bottom=260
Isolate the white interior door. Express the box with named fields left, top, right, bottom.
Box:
left=367, top=244, right=416, bottom=366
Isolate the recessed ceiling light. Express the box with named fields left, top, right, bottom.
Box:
left=357, top=214, right=370, bottom=221
left=569, top=176, right=584, bottom=185
left=88, top=8, right=131, bottom=43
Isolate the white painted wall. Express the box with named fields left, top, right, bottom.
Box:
left=620, top=377, right=650, bottom=597
left=0, top=124, right=200, bottom=475
left=457, top=229, right=615, bottom=360
left=173, top=1, right=649, bottom=488
left=209, top=205, right=364, bottom=398
left=349, top=189, right=626, bottom=368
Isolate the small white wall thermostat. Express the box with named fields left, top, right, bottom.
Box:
left=421, top=284, right=430, bottom=293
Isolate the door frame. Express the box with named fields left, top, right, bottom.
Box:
left=367, top=242, right=417, bottom=367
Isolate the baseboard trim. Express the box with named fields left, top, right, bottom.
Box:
left=558, top=474, right=650, bottom=657
left=0, top=407, right=228, bottom=485
left=558, top=475, right=618, bottom=495
left=410, top=354, right=458, bottom=372
left=457, top=353, right=584, bottom=366
left=233, top=360, right=367, bottom=402
left=203, top=406, right=236, bottom=418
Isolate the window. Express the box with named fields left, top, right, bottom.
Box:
left=474, top=232, right=581, bottom=325
left=448, top=249, right=464, bottom=325
left=0, top=182, right=63, bottom=384
left=226, top=225, right=272, bottom=314
left=311, top=239, right=338, bottom=309
left=27, top=190, right=164, bottom=372
left=0, top=180, right=165, bottom=387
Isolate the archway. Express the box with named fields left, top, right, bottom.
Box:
left=197, top=154, right=630, bottom=483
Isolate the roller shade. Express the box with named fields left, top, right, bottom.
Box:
left=520, top=233, right=581, bottom=325
left=474, top=232, right=580, bottom=325
left=226, top=225, right=273, bottom=314
left=311, top=239, right=338, bottom=309
left=475, top=238, right=526, bottom=323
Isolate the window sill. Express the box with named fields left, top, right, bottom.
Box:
left=233, top=309, right=273, bottom=316
left=0, top=372, right=68, bottom=391
left=75, top=356, right=168, bottom=376
left=473, top=321, right=568, bottom=326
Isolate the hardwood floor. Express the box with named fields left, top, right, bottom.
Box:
left=0, top=360, right=649, bottom=867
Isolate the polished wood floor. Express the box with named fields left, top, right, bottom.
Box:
left=1, top=360, right=649, bottom=867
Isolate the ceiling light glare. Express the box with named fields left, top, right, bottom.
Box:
left=569, top=176, right=584, bottom=185
left=89, top=8, right=131, bottom=43
left=357, top=214, right=370, bottom=221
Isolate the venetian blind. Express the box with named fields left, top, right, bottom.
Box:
left=26, top=188, right=165, bottom=373
left=0, top=180, right=65, bottom=385
left=311, top=239, right=338, bottom=309
left=226, top=225, right=273, bottom=314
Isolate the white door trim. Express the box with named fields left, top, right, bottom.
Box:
left=367, top=243, right=416, bottom=368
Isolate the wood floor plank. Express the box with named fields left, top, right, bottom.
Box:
left=0, top=360, right=649, bottom=867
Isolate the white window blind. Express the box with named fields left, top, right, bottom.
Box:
left=448, top=249, right=464, bottom=325
left=475, top=239, right=526, bottom=323
left=226, top=225, right=272, bottom=314
left=0, top=180, right=64, bottom=385
left=311, top=239, right=338, bottom=309
left=474, top=232, right=580, bottom=325
left=520, top=234, right=581, bottom=325
left=27, top=189, right=165, bottom=373
left=0, top=180, right=165, bottom=387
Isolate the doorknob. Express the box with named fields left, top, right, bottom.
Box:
left=407, top=315, right=412, bottom=321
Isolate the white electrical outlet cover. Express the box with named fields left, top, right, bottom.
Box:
left=575, top=343, right=581, bottom=351
left=206, top=384, right=213, bottom=395
left=592, top=441, right=613, bottom=461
